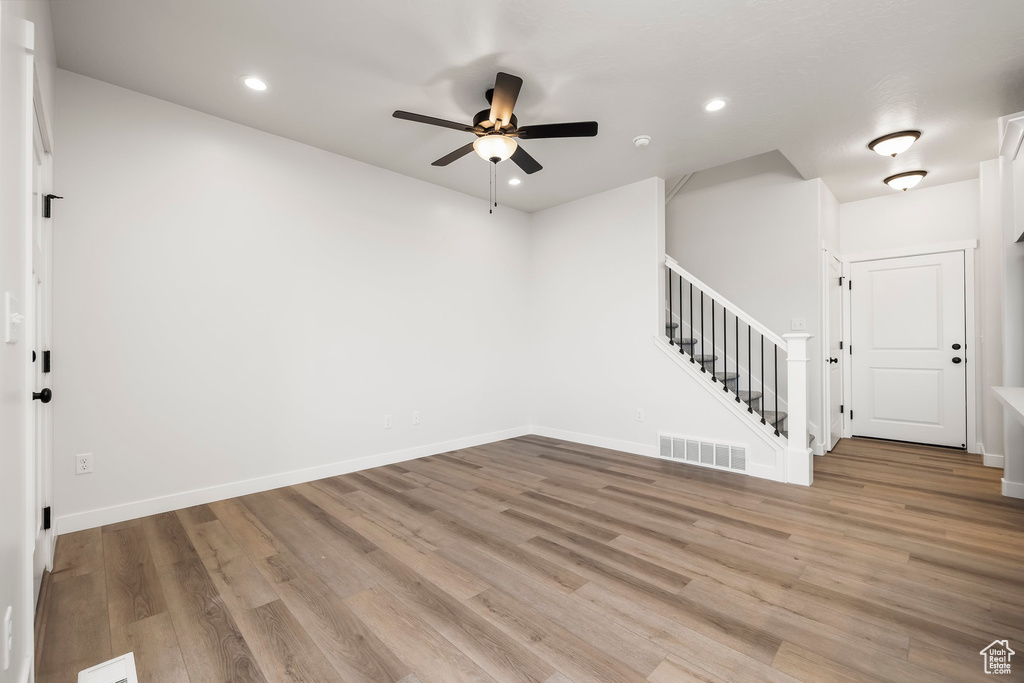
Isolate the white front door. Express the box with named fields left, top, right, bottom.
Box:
left=850, top=252, right=967, bottom=448
left=826, top=254, right=843, bottom=451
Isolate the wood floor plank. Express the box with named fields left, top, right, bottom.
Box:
left=256, top=550, right=411, bottom=682
left=109, top=612, right=189, bottom=683
left=102, top=524, right=168, bottom=629
left=39, top=436, right=1024, bottom=683
left=346, top=586, right=497, bottom=683
left=155, top=550, right=267, bottom=682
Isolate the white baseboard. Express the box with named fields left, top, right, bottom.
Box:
left=530, top=426, right=657, bottom=459
left=978, top=443, right=1005, bottom=468
left=1002, top=477, right=1024, bottom=499
left=55, top=426, right=532, bottom=535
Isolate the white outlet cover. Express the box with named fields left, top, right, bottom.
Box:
left=76, top=453, right=93, bottom=475
left=635, top=409, right=644, bottom=422
left=383, top=415, right=392, bottom=429
left=412, top=411, right=420, bottom=425
left=791, top=317, right=807, bottom=331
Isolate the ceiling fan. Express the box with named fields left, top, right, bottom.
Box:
left=393, top=71, right=598, bottom=175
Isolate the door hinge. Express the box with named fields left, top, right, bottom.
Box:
left=840, top=403, right=844, bottom=413
left=838, top=276, right=844, bottom=286
left=42, top=350, right=51, bottom=374
left=43, top=194, right=63, bottom=219
left=839, top=340, right=843, bottom=350
left=849, top=345, right=853, bottom=354
left=848, top=279, right=852, bottom=290
left=43, top=506, right=51, bottom=530
left=850, top=410, right=854, bottom=420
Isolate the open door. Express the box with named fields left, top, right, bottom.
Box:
left=30, top=87, right=54, bottom=600
left=825, top=253, right=843, bottom=451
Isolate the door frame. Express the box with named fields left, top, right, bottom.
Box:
left=840, top=240, right=978, bottom=452
left=821, top=247, right=843, bottom=452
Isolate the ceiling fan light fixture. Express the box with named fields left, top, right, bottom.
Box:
left=869, top=130, right=921, bottom=157
left=473, top=134, right=518, bottom=162
left=884, top=170, right=927, bottom=191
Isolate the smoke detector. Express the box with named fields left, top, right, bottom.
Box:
left=633, top=135, right=651, bottom=149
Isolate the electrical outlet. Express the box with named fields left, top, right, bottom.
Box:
left=791, top=317, right=807, bottom=331
left=383, top=414, right=392, bottom=429
left=412, top=411, right=421, bottom=425
left=635, top=408, right=644, bottom=422
left=3, top=605, right=12, bottom=672
left=76, top=453, right=93, bottom=474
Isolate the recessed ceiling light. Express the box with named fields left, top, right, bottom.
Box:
left=869, top=130, right=921, bottom=157
left=703, top=98, right=728, bottom=112
left=884, top=170, right=927, bottom=191
left=242, top=76, right=268, bottom=91
left=508, top=178, right=521, bottom=186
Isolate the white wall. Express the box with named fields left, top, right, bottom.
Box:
left=0, top=3, right=56, bottom=682
left=529, top=178, right=785, bottom=479
left=665, top=152, right=824, bottom=449
left=839, top=179, right=979, bottom=255
left=979, top=160, right=1006, bottom=461
left=53, top=71, right=532, bottom=531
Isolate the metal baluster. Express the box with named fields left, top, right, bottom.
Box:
left=711, top=299, right=717, bottom=382
left=678, top=274, right=684, bottom=354
left=760, top=335, right=766, bottom=424
left=747, top=325, right=753, bottom=412
left=700, top=292, right=706, bottom=373
left=667, top=268, right=673, bottom=344
left=774, top=345, right=780, bottom=436
left=723, top=307, right=728, bottom=392
left=735, top=315, right=741, bottom=401
left=689, top=282, right=695, bottom=363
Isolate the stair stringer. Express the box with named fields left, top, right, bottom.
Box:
left=654, top=336, right=786, bottom=482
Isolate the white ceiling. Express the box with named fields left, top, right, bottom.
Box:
left=50, top=0, right=1024, bottom=212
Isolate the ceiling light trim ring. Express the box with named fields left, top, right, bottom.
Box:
left=884, top=170, right=927, bottom=191
left=869, top=130, right=921, bottom=157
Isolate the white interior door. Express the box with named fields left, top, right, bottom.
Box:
left=30, top=104, right=53, bottom=598
left=850, top=251, right=967, bottom=448
left=826, top=254, right=843, bottom=451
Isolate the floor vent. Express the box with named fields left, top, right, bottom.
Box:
left=79, top=652, right=138, bottom=683
left=657, top=433, right=748, bottom=473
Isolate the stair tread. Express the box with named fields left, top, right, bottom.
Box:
left=737, top=390, right=762, bottom=400
left=693, top=355, right=718, bottom=362
left=714, top=372, right=739, bottom=381
left=760, top=410, right=787, bottom=425
left=671, top=338, right=697, bottom=345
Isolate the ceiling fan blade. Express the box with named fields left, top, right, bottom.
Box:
left=488, top=72, right=523, bottom=129
left=393, top=110, right=474, bottom=133
left=431, top=142, right=477, bottom=167
left=510, top=145, right=542, bottom=174
left=517, top=121, right=599, bottom=139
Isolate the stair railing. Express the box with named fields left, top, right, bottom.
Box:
left=664, top=255, right=812, bottom=485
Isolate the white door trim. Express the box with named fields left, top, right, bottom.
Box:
left=840, top=245, right=977, bottom=452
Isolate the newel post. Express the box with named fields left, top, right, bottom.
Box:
left=783, top=333, right=813, bottom=486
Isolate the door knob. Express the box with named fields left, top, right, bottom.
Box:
left=828, top=357, right=839, bottom=364
left=952, top=357, right=962, bottom=364
left=32, top=388, right=52, bottom=403
left=952, top=343, right=962, bottom=350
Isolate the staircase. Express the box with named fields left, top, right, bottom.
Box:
left=661, top=256, right=814, bottom=485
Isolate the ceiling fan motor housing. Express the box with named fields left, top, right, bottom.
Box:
left=473, top=109, right=518, bottom=132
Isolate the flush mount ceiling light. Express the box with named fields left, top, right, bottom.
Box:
left=473, top=134, right=518, bottom=162
left=508, top=178, right=522, bottom=186
left=884, top=170, right=927, bottom=191
left=703, top=98, right=729, bottom=112
left=242, top=76, right=268, bottom=91
left=869, top=130, right=921, bottom=157
left=633, top=135, right=651, bottom=149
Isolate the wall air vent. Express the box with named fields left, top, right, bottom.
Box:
left=656, top=433, right=748, bottom=473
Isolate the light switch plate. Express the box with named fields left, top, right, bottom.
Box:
left=790, top=317, right=807, bottom=331
left=5, top=292, right=22, bottom=344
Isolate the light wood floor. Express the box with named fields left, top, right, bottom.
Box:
left=36, top=436, right=1024, bottom=682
